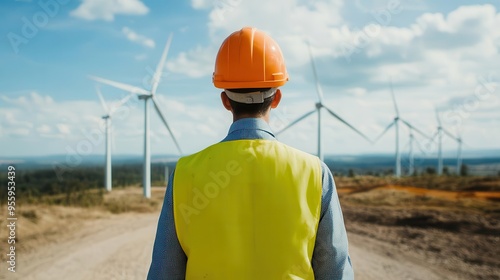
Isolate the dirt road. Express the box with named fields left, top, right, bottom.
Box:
left=7, top=212, right=459, bottom=280
left=348, top=234, right=452, bottom=280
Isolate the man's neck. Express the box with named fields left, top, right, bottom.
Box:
left=233, top=114, right=270, bottom=123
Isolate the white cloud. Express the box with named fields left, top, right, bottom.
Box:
left=170, top=3, right=500, bottom=83
left=11, top=128, right=31, bottom=137
left=2, top=4, right=500, bottom=157
left=37, top=124, right=52, bottom=134
left=355, top=0, right=428, bottom=13
left=134, top=53, right=148, bottom=61
left=122, top=27, right=155, bottom=48
left=169, top=0, right=344, bottom=76
left=3, top=111, right=33, bottom=130
left=0, top=92, right=98, bottom=141
left=347, top=87, right=367, bottom=97
left=2, top=91, right=54, bottom=108
left=191, top=0, right=212, bottom=9
left=56, top=124, right=72, bottom=135
left=166, top=46, right=215, bottom=78
left=163, top=3, right=500, bottom=155
left=70, top=0, right=149, bottom=21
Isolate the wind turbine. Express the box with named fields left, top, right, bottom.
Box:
left=90, top=33, right=182, bottom=198
left=373, top=81, right=431, bottom=177
left=455, top=132, right=463, bottom=175
left=276, top=43, right=372, bottom=161
left=95, top=86, right=134, bottom=192
left=400, top=120, right=433, bottom=176
left=434, top=109, right=463, bottom=175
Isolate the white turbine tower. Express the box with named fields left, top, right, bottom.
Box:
left=90, top=33, right=182, bottom=198
left=455, top=132, right=463, bottom=175
left=435, top=109, right=444, bottom=175
left=276, top=43, right=372, bottom=161
left=374, top=82, right=431, bottom=177
left=95, top=86, right=134, bottom=192
left=434, top=109, right=463, bottom=175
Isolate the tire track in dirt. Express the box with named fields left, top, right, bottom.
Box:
left=348, top=233, right=457, bottom=280
left=11, top=214, right=157, bottom=280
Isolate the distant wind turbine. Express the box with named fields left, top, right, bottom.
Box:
left=373, top=81, right=431, bottom=177
left=402, top=122, right=429, bottom=176
left=433, top=109, right=463, bottom=175
left=90, top=33, right=182, bottom=198
left=95, top=86, right=134, bottom=192
left=455, top=132, right=463, bottom=174
left=276, top=42, right=372, bottom=161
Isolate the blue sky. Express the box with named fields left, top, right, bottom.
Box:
left=1, top=0, right=499, bottom=159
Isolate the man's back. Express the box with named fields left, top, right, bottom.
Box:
left=173, top=140, right=322, bottom=279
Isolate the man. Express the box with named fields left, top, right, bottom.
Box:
left=148, top=27, right=353, bottom=279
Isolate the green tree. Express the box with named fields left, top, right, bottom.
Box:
left=348, top=169, right=355, bottom=178
left=460, top=164, right=468, bottom=176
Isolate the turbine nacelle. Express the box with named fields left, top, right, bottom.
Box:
left=138, top=94, right=152, bottom=100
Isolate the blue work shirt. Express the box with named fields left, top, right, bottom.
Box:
left=148, top=118, right=354, bottom=280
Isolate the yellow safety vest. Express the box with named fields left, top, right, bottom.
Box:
left=173, top=140, right=322, bottom=279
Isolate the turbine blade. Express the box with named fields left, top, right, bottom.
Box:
left=373, top=121, right=395, bottom=143
left=95, top=85, right=109, bottom=113
left=117, top=92, right=135, bottom=108
left=461, top=139, right=472, bottom=148
left=442, top=127, right=459, bottom=141
left=89, top=75, right=149, bottom=95
left=275, top=109, right=316, bottom=135
left=440, top=127, right=471, bottom=148
left=455, top=129, right=470, bottom=147
left=400, top=119, right=432, bottom=139
left=430, top=130, right=440, bottom=143
left=109, top=93, right=135, bottom=117
left=323, top=105, right=372, bottom=143
left=151, top=33, right=173, bottom=95
left=307, top=41, right=324, bottom=102
left=413, top=136, right=428, bottom=155
left=390, top=78, right=400, bottom=117
left=151, top=96, right=183, bottom=155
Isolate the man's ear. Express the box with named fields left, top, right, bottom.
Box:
left=220, top=91, right=232, bottom=111
left=270, top=89, right=282, bottom=109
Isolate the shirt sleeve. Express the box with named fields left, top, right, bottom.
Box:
left=147, top=171, right=187, bottom=280
left=312, top=162, right=354, bottom=280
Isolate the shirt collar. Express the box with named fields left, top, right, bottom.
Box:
left=227, top=118, right=275, bottom=138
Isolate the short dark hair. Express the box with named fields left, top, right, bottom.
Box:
left=226, top=88, right=275, bottom=117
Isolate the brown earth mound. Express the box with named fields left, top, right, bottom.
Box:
left=340, top=184, right=500, bottom=280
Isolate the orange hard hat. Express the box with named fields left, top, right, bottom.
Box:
left=213, top=27, right=289, bottom=89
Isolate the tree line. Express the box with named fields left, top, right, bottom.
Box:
left=0, top=163, right=174, bottom=204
